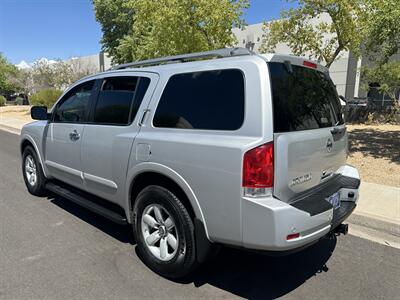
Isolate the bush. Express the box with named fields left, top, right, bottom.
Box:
left=0, top=95, right=5, bottom=107
left=29, top=88, right=63, bottom=108
left=15, top=97, right=24, bottom=105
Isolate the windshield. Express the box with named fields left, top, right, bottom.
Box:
left=268, top=62, right=344, bottom=133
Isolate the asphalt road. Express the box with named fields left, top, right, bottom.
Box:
left=0, top=130, right=399, bottom=299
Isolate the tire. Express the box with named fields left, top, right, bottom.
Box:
left=133, top=185, right=197, bottom=278
left=22, top=146, right=46, bottom=196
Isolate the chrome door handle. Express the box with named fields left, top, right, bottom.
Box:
left=69, top=130, right=80, bottom=141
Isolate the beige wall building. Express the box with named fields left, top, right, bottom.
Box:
left=232, top=18, right=363, bottom=101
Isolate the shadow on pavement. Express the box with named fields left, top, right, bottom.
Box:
left=48, top=194, right=336, bottom=299
left=348, top=128, right=400, bottom=163
left=49, top=195, right=135, bottom=245
left=181, top=237, right=336, bottom=299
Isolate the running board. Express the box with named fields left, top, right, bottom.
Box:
left=45, top=182, right=127, bottom=225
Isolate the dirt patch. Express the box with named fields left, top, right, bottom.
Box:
left=0, top=106, right=32, bottom=122
left=0, top=105, right=31, bottom=113
left=347, top=124, right=400, bottom=187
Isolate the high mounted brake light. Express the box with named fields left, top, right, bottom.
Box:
left=303, top=60, right=317, bottom=69
left=243, top=142, right=274, bottom=197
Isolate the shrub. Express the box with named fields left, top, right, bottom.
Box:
left=0, top=95, right=5, bottom=107
left=15, top=97, right=24, bottom=105
left=29, top=88, right=63, bottom=108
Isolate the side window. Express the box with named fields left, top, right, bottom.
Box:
left=54, top=80, right=94, bottom=123
left=153, top=69, right=245, bottom=130
left=93, top=76, right=150, bottom=125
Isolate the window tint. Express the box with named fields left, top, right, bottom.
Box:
left=54, top=81, right=94, bottom=123
left=269, top=62, right=344, bottom=133
left=153, top=69, right=244, bottom=130
left=130, top=77, right=150, bottom=123
left=93, top=76, right=149, bottom=125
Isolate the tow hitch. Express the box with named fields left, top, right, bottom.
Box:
left=334, top=223, right=349, bottom=235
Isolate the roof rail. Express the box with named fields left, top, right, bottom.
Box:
left=112, top=47, right=253, bottom=70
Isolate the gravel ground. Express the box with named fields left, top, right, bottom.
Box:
left=347, top=124, right=400, bottom=187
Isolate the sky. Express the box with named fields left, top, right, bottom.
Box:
left=0, top=0, right=298, bottom=64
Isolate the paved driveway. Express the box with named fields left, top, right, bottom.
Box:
left=0, top=130, right=399, bottom=299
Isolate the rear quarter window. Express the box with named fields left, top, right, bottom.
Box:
left=268, top=62, right=343, bottom=133
left=153, top=69, right=245, bottom=130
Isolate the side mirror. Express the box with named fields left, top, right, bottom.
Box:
left=31, top=106, right=49, bottom=120
left=339, top=95, right=347, bottom=106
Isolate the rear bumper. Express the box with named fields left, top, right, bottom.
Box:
left=241, top=165, right=359, bottom=251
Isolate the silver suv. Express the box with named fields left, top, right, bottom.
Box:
left=21, top=48, right=360, bottom=278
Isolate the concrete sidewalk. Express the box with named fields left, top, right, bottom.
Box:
left=356, top=182, right=400, bottom=225
left=0, top=116, right=399, bottom=228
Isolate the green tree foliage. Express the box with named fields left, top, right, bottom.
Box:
left=29, top=88, right=63, bottom=108
left=362, top=61, right=400, bottom=101
left=93, top=0, right=135, bottom=61
left=93, top=0, right=249, bottom=64
left=0, top=95, right=6, bottom=106
left=363, top=0, right=400, bottom=64
left=260, top=0, right=366, bottom=68
left=0, top=53, right=20, bottom=94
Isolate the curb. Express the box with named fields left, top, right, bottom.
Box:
left=347, top=213, right=400, bottom=248
left=0, top=124, right=21, bottom=135
left=349, top=213, right=400, bottom=236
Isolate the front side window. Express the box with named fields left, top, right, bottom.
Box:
left=153, top=69, right=245, bottom=130
left=54, top=80, right=94, bottom=123
left=93, top=76, right=150, bottom=125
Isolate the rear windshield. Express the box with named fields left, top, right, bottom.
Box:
left=268, top=62, right=344, bottom=133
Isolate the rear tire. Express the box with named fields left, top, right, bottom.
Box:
left=22, top=146, right=46, bottom=196
left=133, top=185, right=197, bottom=278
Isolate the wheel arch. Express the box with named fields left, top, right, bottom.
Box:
left=125, top=162, right=209, bottom=240
left=20, top=134, right=47, bottom=177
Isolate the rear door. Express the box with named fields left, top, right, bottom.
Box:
left=269, top=62, right=347, bottom=202
left=80, top=73, right=157, bottom=204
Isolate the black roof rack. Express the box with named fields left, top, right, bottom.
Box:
left=112, top=47, right=253, bottom=70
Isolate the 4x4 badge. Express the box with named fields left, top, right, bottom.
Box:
left=326, top=138, right=333, bottom=153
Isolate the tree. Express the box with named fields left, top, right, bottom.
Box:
left=362, top=61, right=400, bottom=101
left=363, top=0, right=400, bottom=64
left=93, top=0, right=249, bottom=64
left=31, top=59, right=96, bottom=92
left=0, top=53, right=20, bottom=94
left=260, top=0, right=366, bottom=68
left=93, top=0, right=134, bottom=62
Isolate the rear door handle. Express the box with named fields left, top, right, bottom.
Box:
left=139, top=109, right=150, bottom=126
left=69, top=130, right=80, bottom=141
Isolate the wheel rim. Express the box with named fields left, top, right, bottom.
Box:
left=25, top=155, right=37, bottom=187
left=141, top=204, right=179, bottom=261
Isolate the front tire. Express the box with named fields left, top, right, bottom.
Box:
left=22, top=146, right=46, bottom=196
left=133, top=185, right=197, bottom=278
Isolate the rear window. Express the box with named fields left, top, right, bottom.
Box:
left=153, top=69, right=244, bottom=130
left=268, top=62, right=343, bottom=132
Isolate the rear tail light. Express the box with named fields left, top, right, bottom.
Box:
left=303, top=60, right=317, bottom=69
left=242, top=142, right=274, bottom=197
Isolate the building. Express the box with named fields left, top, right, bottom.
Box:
left=232, top=20, right=363, bottom=101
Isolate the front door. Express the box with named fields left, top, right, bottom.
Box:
left=44, top=80, right=95, bottom=188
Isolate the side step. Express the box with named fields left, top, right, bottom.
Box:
left=45, top=182, right=128, bottom=225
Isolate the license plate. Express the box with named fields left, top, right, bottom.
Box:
left=327, top=191, right=340, bottom=210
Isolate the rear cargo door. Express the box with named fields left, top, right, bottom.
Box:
left=269, top=62, right=347, bottom=202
